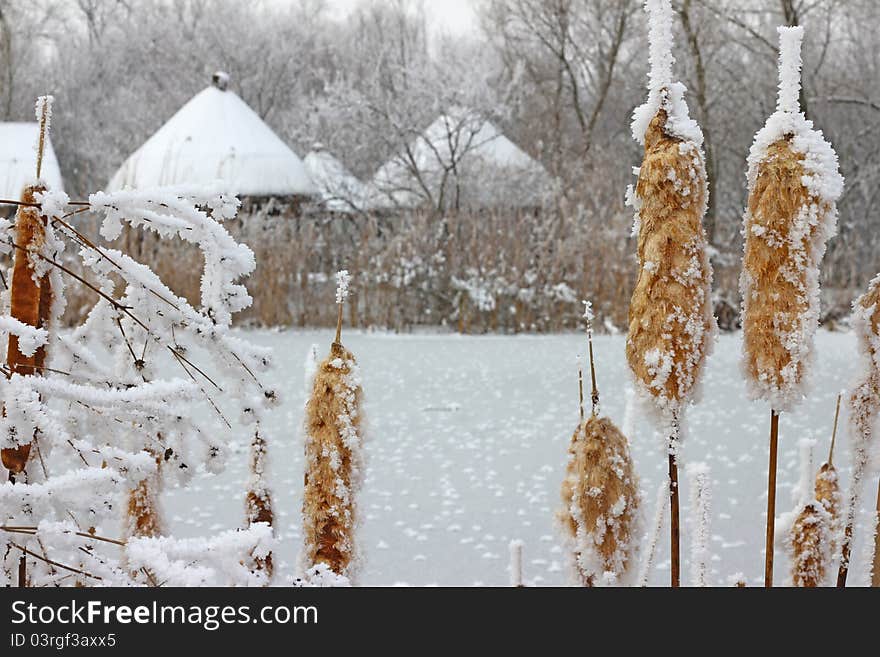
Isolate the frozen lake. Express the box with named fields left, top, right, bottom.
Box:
left=163, top=328, right=875, bottom=586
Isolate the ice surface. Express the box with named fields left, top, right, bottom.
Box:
left=163, top=329, right=865, bottom=586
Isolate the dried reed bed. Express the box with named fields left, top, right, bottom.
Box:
left=301, top=341, right=364, bottom=578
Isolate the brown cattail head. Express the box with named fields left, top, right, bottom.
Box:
left=301, top=341, right=364, bottom=579
left=815, top=461, right=840, bottom=528
left=740, top=27, right=843, bottom=413
left=626, top=108, right=715, bottom=415
left=246, top=431, right=274, bottom=576
left=559, top=415, right=639, bottom=586
left=125, top=456, right=163, bottom=539
left=1, top=184, right=53, bottom=476
left=848, top=276, right=880, bottom=458
left=790, top=502, right=831, bottom=587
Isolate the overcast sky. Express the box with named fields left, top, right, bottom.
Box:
left=323, top=0, right=479, bottom=35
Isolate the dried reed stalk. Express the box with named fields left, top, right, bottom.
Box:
left=245, top=431, right=274, bottom=577
left=815, top=396, right=841, bottom=554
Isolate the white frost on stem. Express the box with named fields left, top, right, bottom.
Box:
left=776, top=26, right=804, bottom=115
left=687, top=462, right=712, bottom=587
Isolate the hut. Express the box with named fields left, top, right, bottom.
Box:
left=303, top=143, right=369, bottom=215
left=370, top=108, right=550, bottom=213
left=106, top=72, right=319, bottom=324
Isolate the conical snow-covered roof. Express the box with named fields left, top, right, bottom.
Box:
left=107, top=74, right=316, bottom=197
left=0, top=123, right=63, bottom=198
left=371, top=108, right=549, bottom=210
left=303, top=143, right=368, bottom=213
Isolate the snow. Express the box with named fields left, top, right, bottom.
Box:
left=370, top=108, right=550, bottom=209
left=336, top=269, right=352, bottom=304
left=159, top=328, right=870, bottom=586
left=304, top=144, right=369, bottom=213
left=631, top=0, right=703, bottom=146
left=0, top=123, right=64, bottom=198
left=106, top=85, right=317, bottom=197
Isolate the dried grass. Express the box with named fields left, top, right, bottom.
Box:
left=1, top=184, right=52, bottom=476
left=559, top=415, right=639, bottom=586
left=125, top=457, right=162, bottom=539
left=301, top=342, right=363, bottom=577
left=627, top=110, right=714, bottom=412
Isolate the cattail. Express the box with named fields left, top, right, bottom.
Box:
left=626, top=0, right=715, bottom=587
left=245, top=430, right=274, bottom=577
left=740, top=27, right=843, bottom=587
left=838, top=274, right=880, bottom=586
left=301, top=270, right=364, bottom=580
left=560, top=301, right=639, bottom=586
left=509, top=539, right=524, bottom=587
left=787, top=439, right=832, bottom=587
left=637, top=480, right=668, bottom=587
left=1, top=97, right=56, bottom=481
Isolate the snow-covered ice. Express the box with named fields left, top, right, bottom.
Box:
left=163, top=328, right=869, bottom=586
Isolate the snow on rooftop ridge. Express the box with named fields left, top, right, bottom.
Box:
left=631, top=0, right=703, bottom=147
left=0, top=122, right=64, bottom=198
left=107, top=85, right=317, bottom=197
left=303, top=147, right=368, bottom=213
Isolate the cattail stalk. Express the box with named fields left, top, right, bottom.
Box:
left=627, top=0, right=715, bottom=587
left=687, top=463, right=711, bottom=587
left=509, top=539, right=524, bottom=587
left=301, top=270, right=364, bottom=579
left=740, top=27, right=842, bottom=586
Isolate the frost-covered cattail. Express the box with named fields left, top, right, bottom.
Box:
left=740, top=27, right=843, bottom=587
left=626, top=0, right=715, bottom=587
left=301, top=270, right=364, bottom=581
left=786, top=439, right=832, bottom=587
left=1, top=97, right=57, bottom=481
left=245, top=430, right=274, bottom=577
left=838, top=274, right=880, bottom=586
left=560, top=301, right=639, bottom=586
left=509, top=539, right=524, bottom=587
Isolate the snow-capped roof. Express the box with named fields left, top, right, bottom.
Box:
left=303, top=144, right=368, bottom=213
left=371, top=109, right=550, bottom=210
left=107, top=75, right=317, bottom=197
left=0, top=123, right=64, bottom=198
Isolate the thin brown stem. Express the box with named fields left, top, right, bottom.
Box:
left=335, top=303, right=344, bottom=344
left=18, top=554, right=26, bottom=587
left=872, top=479, right=880, bottom=587
left=36, top=100, right=48, bottom=179
left=765, top=409, right=780, bottom=587
left=829, top=393, right=841, bottom=465
left=1, top=525, right=126, bottom=547
left=668, top=448, right=680, bottom=588
left=578, top=366, right=584, bottom=423
left=10, top=542, right=102, bottom=581
left=587, top=332, right=598, bottom=415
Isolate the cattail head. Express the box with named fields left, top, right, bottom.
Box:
left=740, top=27, right=843, bottom=412
left=847, top=275, right=880, bottom=457
left=301, top=341, right=364, bottom=579
left=559, top=415, right=640, bottom=586
left=626, top=0, right=715, bottom=422
left=786, top=439, right=832, bottom=586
